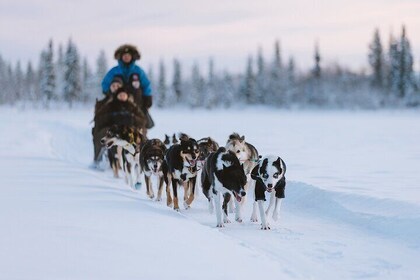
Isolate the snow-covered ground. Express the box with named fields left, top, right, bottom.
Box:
left=0, top=107, right=419, bottom=279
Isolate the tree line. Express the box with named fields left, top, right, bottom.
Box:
left=0, top=25, right=419, bottom=109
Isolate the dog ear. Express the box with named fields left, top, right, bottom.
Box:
left=250, top=165, right=259, bottom=180
left=240, top=135, right=245, bottom=142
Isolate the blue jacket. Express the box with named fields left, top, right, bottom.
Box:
left=101, top=60, right=152, bottom=96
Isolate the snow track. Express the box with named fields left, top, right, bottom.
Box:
left=1, top=107, right=419, bottom=279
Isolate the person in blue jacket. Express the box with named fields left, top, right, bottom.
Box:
left=101, top=44, right=154, bottom=128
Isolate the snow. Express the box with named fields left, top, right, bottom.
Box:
left=0, top=107, right=419, bottom=279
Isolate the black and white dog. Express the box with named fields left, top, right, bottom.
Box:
left=250, top=155, right=287, bottom=230
left=140, top=138, right=167, bottom=201
left=101, top=125, right=146, bottom=190
left=201, top=147, right=247, bottom=227
left=164, top=133, right=199, bottom=210
left=225, top=133, right=259, bottom=219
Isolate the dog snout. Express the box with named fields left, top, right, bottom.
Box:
left=240, top=190, right=246, bottom=197
left=267, top=184, right=273, bottom=192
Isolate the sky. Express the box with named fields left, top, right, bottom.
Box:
left=1, top=0, right=419, bottom=74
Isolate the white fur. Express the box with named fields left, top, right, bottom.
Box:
left=215, top=152, right=232, bottom=171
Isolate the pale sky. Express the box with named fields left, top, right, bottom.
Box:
left=1, top=0, right=419, bottom=74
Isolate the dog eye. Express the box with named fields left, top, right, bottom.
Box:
left=263, top=173, right=269, bottom=179
left=236, top=150, right=240, bottom=153
left=273, top=173, right=279, bottom=179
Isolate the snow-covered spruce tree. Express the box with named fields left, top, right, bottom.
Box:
left=220, top=70, right=235, bottom=108
left=0, top=55, right=6, bottom=104
left=269, top=40, right=284, bottom=106
left=25, top=62, right=38, bottom=102
left=242, top=56, right=256, bottom=104
left=387, top=34, right=400, bottom=97
left=398, top=25, right=415, bottom=99
left=313, top=42, right=321, bottom=79
left=189, top=62, right=204, bottom=108
left=255, top=47, right=267, bottom=104
left=309, top=42, right=323, bottom=105
left=96, top=50, right=107, bottom=95
left=172, top=58, right=182, bottom=104
left=82, top=58, right=95, bottom=102
left=39, top=39, right=56, bottom=107
left=5, top=65, right=14, bottom=104
left=157, top=60, right=167, bottom=108
left=14, top=61, right=24, bottom=102
left=55, top=44, right=65, bottom=101
left=63, top=39, right=82, bottom=107
left=286, top=56, right=296, bottom=104
left=368, top=28, right=385, bottom=89
left=203, top=57, right=217, bottom=109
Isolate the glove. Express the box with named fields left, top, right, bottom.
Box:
left=143, top=96, right=152, bottom=108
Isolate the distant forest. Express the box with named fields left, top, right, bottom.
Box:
left=0, top=25, right=419, bottom=109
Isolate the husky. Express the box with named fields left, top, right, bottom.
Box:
left=225, top=132, right=259, bottom=220
left=101, top=125, right=146, bottom=190
left=250, top=155, right=287, bottom=230
left=163, top=133, right=178, bottom=149
left=197, top=137, right=220, bottom=168
left=164, top=133, right=199, bottom=210
left=140, top=139, right=167, bottom=201
left=225, top=133, right=259, bottom=175
left=201, top=147, right=247, bottom=227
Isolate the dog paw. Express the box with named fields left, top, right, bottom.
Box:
left=174, top=207, right=180, bottom=212
left=250, top=216, right=258, bottom=222
left=235, top=217, right=243, bottom=223
left=155, top=197, right=162, bottom=202
left=183, top=202, right=191, bottom=210
left=223, top=218, right=231, bottom=224
left=216, top=223, right=225, bottom=228
left=148, top=194, right=155, bottom=199
left=261, top=224, right=271, bottom=230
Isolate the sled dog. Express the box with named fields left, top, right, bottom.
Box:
left=197, top=137, right=220, bottom=168
left=164, top=133, right=199, bottom=210
left=201, top=147, right=247, bottom=227
left=101, top=125, right=146, bottom=189
left=163, top=133, right=178, bottom=149
left=250, top=155, right=287, bottom=230
left=140, top=138, right=167, bottom=201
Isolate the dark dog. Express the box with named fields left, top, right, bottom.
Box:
left=101, top=125, right=146, bottom=189
left=163, top=133, right=178, bottom=149
left=197, top=137, right=219, bottom=167
left=140, top=139, right=167, bottom=201
left=164, top=133, right=199, bottom=210
left=250, top=155, right=287, bottom=230
left=201, top=147, right=247, bottom=227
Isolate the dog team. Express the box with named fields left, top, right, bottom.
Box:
left=101, top=127, right=287, bottom=230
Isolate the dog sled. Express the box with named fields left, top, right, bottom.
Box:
left=91, top=93, right=148, bottom=170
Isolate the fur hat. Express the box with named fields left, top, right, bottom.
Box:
left=114, top=44, right=141, bottom=61
left=111, top=76, right=123, bottom=85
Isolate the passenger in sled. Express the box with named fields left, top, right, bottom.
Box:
left=92, top=85, right=146, bottom=168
